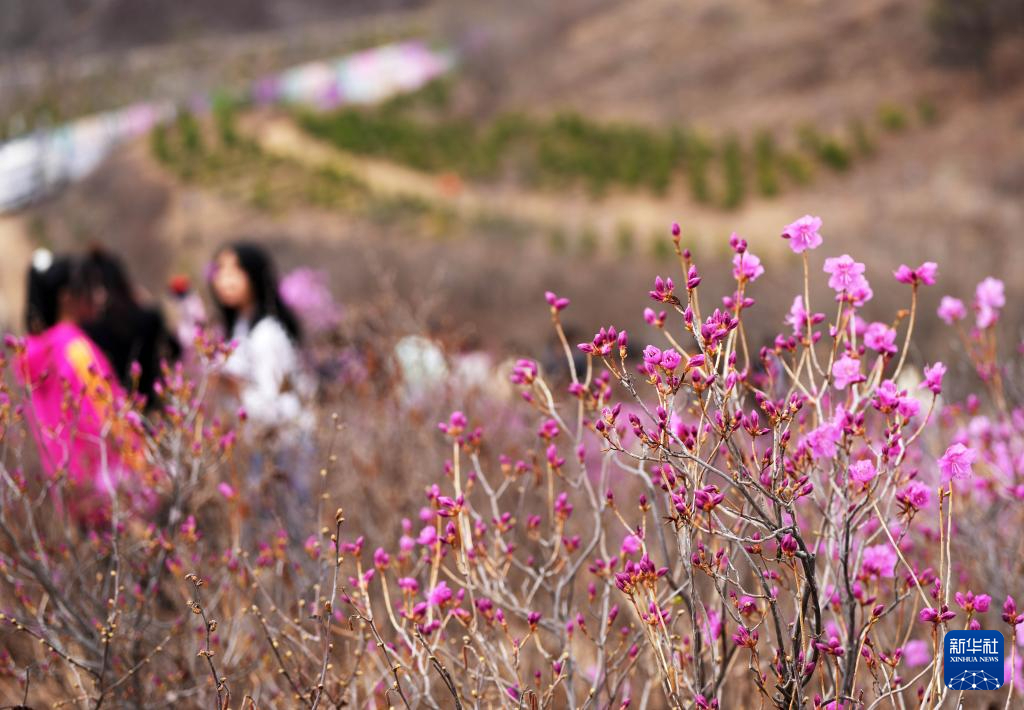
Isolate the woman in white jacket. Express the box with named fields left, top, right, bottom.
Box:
left=210, top=242, right=315, bottom=531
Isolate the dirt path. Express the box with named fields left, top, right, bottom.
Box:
left=243, top=113, right=794, bottom=258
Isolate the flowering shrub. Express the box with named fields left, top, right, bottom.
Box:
left=1, top=216, right=1022, bottom=708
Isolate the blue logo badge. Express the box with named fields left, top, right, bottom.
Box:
left=943, top=630, right=1004, bottom=690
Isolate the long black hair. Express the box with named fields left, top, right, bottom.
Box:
left=80, top=246, right=181, bottom=404
left=211, top=242, right=302, bottom=343
left=25, top=250, right=81, bottom=334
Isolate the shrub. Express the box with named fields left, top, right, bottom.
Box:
left=753, top=131, right=780, bottom=197
left=176, top=110, right=203, bottom=155
left=878, top=103, right=908, bottom=132
left=848, top=118, right=876, bottom=157
left=683, top=130, right=714, bottom=204
left=615, top=222, right=636, bottom=257
left=816, top=135, right=852, bottom=171
left=3, top=215, right=1022, bottom=708
left=720, top=135, right=746, bottom=209
left=779, top=151, right=814, bottom=186
left=150, top=123, right=172, bottom=165
left=917, top=97, right=940, bottom=126
left=576, top=224, right=599, bottom=257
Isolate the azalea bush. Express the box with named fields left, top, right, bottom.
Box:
left=1, top=215, right=1022, bottom=709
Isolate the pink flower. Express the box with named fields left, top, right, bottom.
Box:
left=897, top=395, right=920, bottom=419
left=1006, top=653, right=1024, bottom=688
left=849, top=460, right=877, bottom=486
left=823, top=255, right=867, bottom=294
left=545, top=291, right=571, bottom=312
left=861, top=544, right=898, bottom=578
left=428, top=581, right=453, bottom=607
left=279, top=268, right=342, bottom=333
left=903, top=640, right=931, bottom=667
left=784, top=296, right=824, bottom=336
left=805, top=422, right=842, bottom=460
left=919, top=605, right=956, bottom=624
left=694, top=485, right=725, bottom=512
left=893, top=262, right=938, bottom=286
left=417, top=526, right=437, bottom=546
left=660, top=349, right=682, bottom=371
left=732, top=251, right=764, bottom=282
left=937, top=296, right=966, bottom=325
left=847, top=279, right=873, bottom=307
left=897, top=481, right=931, bottom=510
left=921, top=362, right=946, bottom=395
left=621, top=535, right=642, bottom=555
left=864, top=322, right=898, bottom=354
left=975, top=277, right=1006, bottom=309
left=643, top=308, right=666, bottom=327
left=955, top=591, right=991, bottom=613
left=939, top=443, right=977, bottom=481
left=1003, top=596, right=1024, bottom=626
left=217, top=482, right=237, bottom=500
left=649, top=276, right=675, bottom=303
left=975, top=277, right=1005, bottom=328
left=873, top=380, right=901, bottom=411
left=831, top=354, right=864, bottom=390
left=781, top=215, right=823, bottom=253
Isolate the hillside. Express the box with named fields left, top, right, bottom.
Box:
left=2, top=0, right=1022, bottom=354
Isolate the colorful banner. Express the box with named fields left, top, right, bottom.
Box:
left=0, top=40, right=456, bottom=212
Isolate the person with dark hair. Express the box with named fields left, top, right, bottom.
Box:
left=209, top=242, right=314, bottom=524
left=80, top=246, right=181, bottom=408
left=18, top=249, right=155, bottom=526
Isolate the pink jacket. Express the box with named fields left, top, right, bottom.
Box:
left=18, top=322, right=151, bottom=524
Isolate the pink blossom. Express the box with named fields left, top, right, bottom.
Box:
left=861, top=544, right=897, bottom=578
left=847, top=279, right=873, bottom=307
left=823, top=254, right=867, bottom=294
left=831, top=354, right=863, bottom=390
left=428, top=581, right=453, bottom=607
left=279, top=268, right=342, bottom=333
left=921, top=362, right=946, bottom=395
left=545, top=291, right=571, bottom=312
left=893, top=262, right=938, bottom=286
left=975, top=277, right=1006, bottom=309
left=217, top=482, right=237, bottom=500
left=1007, top=653, right=1024, bottom=688
left=897, top=395, right=920, bottom=419
left=643, top=308, right=666, bottom=327
left=781, top=215, right=823, bottom=253
left=849, top=460, right=877, bottom=486
left=660, top=349, right=682, bottom=371
left=903, top=640, right=931, bottom=667
left=704, top=609, right=723, bottom=640
left=939, top=443, right=978, bottom=481
left=417, top=525, right=437, bottom=546
left=975, top=277, right=1005, bottom=328
left=897, top=481, right=931, bottom=510
left=784, top=296, right=824, bottom=336
left=621, top=535, right=642, bottom=555
left=919, top=605, right=956, bottom=624
left=805, top=422, right=842, bottom=460
left=873, top=380, right=901, bottom=411
left=732, top=251, right=764, bottom=282
left=864, top=322, right=898, bottom=354
left=937, top=296, right=966, bottom=325
left=954, top=590, right=991, bottom=613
